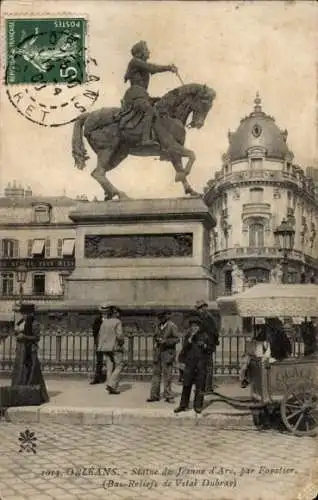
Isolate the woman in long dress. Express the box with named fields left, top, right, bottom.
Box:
left=11, top=303, right=49, bottom=404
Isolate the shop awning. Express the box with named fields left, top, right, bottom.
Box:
left=217, top=284, right=318, bottom=318
left=31, top=239, right=45, bottom=255
left=62, top=239, right=75, bottom=256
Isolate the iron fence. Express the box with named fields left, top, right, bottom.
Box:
left=0, top=329, right=305, bottom=380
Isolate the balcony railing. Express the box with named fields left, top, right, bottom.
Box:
left=212, top=246, right=305, bottom=263
left=206, top=169, right=315, bottom=198
left=0, top=294, right=64, bottom=301
left=0, top=329, right=305, bottom=379
left=242, top=203, right=271, bottom=218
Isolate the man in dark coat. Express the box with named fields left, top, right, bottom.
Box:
left=195, top=300, right=219, bottom=351
left=90, top=307, right=105, bottom=384
left=300, top=319, right=317, bottom=356
left=147, top=311, right=179, bottom=403
left=174, top=317, right=210, bottom=414
left=195, top=300, right=219, bottom=390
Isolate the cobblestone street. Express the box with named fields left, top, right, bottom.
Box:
left=0, top=422, right=317, bottom=500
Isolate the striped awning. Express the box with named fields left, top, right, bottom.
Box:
left=62, top=239, right=75, bottom=256
left=31, top=239, right=45, bottom=255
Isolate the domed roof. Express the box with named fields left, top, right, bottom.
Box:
left=227, top=93, right=293, bottom=162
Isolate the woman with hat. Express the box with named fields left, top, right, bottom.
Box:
left=11, top=303, right=49, bottom=403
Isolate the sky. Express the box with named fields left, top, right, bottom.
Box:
left=1, top=0, right=317, bottom=200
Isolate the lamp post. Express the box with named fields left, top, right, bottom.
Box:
left=274, top=218, right=295, bottom=284
left=16, top=264, right=28, bottom=305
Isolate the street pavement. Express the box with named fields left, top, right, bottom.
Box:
left=2, top=378, right=252, bottom=426
left=0, top=421, right=317, bottom=500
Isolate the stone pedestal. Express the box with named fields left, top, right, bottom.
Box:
left=66, top=197, right=216, bottom=310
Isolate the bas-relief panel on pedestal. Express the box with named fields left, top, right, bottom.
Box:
left=84, top=233, right=193, bottom=258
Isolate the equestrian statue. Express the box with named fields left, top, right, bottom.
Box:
left=72, top=41, right=216, bottom=200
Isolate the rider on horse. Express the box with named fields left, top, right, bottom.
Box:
left=120, top=40, right=178, bottom=147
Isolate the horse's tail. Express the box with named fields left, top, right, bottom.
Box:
left=72, top=112, right=90, bottom=170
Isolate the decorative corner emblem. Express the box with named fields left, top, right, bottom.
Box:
left=18, top=428, right=37, bottom=454
left=252, top=124, right=262, bottom=137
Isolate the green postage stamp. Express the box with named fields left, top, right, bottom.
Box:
left=6, top=17, right=87, bottom=84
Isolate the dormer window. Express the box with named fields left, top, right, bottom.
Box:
left=33, top=203, right=51, bottom=223
left=250, top=158, right=263, bottom=169
left=249, top=187, right=264, bottom=203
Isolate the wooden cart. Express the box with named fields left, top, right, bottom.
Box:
left=214, top=284, right=318, bottom=437
left=248, top=355, right=317, bottom=436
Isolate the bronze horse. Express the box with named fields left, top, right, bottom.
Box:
left=72, top=83, right=216, bottom=200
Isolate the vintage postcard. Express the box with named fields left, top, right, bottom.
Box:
left=0, top=1, right=317, bottom=500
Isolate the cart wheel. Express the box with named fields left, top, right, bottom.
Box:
left=280, top=385, right=318, bottom=437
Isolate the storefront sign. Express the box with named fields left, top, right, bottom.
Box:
left=0, top=258, right=75, bottom=270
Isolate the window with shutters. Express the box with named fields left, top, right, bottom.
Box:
left=57, top=238, right=63, bottom=257
left=27, top=239, right=33, bottom=257
left=45, top=238, right=51, bottom=257
left=33, top=273, right=45, bottom=295
left=1, top=239, right=19, bottom=258
left=1, top=272, right=14, bottom=295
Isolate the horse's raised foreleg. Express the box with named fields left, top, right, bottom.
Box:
left=171, top=156, right=201, bottom=197
left=154, top=121, right=196, bottom=181
left=168, top=145, right=195, bottom=182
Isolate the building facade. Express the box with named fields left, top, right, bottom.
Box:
left=0, top=182, right=84, bottom=320
left=204, top=94, right=318, bottom=298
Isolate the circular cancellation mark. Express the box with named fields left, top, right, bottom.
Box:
left=6, top=30, right=100, bottom=127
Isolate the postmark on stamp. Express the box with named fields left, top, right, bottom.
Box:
left=6, top=17, right=87, bottom=85
left=5, top=16, right=100, bottom=127
left=6, top=56, right=100, bottom=127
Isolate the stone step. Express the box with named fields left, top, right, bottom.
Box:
left=5, top=404, right=252, bottom=427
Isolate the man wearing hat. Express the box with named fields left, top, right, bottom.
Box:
left=147, top=311, right=179, bottom=403
left=174, top=316, right=210, bottom=414
left=92, top=305, right=125, bottom=394
left=195, top=299, right=219, bottom=390
left=90, top=309, right=104, bottom=384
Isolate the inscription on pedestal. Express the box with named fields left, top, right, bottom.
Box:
left=84, top=233, right=193, bottom=258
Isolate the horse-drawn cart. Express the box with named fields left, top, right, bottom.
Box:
left=213, top=284, right=318, bottom=437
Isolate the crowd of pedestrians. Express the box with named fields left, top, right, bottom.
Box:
left=5, top=300, right=318, bottom=413
left=89, top=300, right=219, bottom=413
